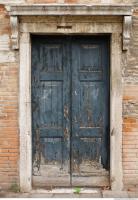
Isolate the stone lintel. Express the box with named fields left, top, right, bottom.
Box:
left=7, top=4, right=133, bottom=50
left=7, top=4, right=133, bottom=16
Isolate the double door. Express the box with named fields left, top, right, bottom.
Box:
left=31, top=35, right=110, bottom=187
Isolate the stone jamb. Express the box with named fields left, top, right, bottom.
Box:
left=20, top=32, right=32, bottom=192
left=19, top=16, right=123, bottom=192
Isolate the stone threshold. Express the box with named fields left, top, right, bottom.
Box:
left=0, top=188, right=102, bottom=198
left=30, top=188, right=129, bottom=197
left=31, top=187, right=101, bottom=194
left=1, top=188, right=137, bottom=198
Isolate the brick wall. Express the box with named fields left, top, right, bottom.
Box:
left=122, top=9, right=138, bottom=191
left=25, top=0, right=136, bottom=3
left=24, top=0, right=135, bottom=3
left=0, top=0, right=138, bottom=192
left=0, top=5, right=19, bottom=190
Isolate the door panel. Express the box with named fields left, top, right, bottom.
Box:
left=31, top=36, right=110, bottom=187
left=71, top=37, right=110, bottom=186
left=32, top=37, right=71, bottom=187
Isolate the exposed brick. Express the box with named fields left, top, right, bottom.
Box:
left=26, top=0, right=57, bottom=3
left=65, top=0, right=78, bottom=2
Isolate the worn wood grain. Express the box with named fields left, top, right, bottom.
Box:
left=31, top=35, right=110, bottom=187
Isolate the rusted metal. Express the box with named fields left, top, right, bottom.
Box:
left=33, top=128, right=41, bottom=176
left=64, top=127, right=69, bottom=139
left=57, top=25, right=72, bottom=29
left=64, top=105, right=69, bottom=119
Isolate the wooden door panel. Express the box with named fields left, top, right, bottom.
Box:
left=32, top=36, right=70, bottom=187
left=80, top=44, right=101, bottom=72
left=39, top=82, right=63, bottom=129
left=32, top=36, right=110, bottom=187
left=73, top=82, right=104, bottom=138
left=71, top=37, right=110, bottom=186
left=79, top=82, right=103, bottom=128
left=40, top=43, right=63, bottom=73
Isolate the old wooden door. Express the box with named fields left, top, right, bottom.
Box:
left=32, top=35, right=110, bottom=188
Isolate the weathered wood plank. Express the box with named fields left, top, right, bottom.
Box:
left=32, top=35, right=110, bottom=187
left=71, top=36, right=110, bottom=186
left=32, top=36, right=71, bottom=187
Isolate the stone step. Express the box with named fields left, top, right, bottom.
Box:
left=0, top=188, right=102, bottom=198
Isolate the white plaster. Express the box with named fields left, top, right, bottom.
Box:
left=0, top=0, right=24, bottom=3
left=57, top=0, right=64, bottom=3
left=0, top=34, right=10, bottom=51
left=0, top=51, right=16, bottom=63
left=101, top=0, right=111, bottom=3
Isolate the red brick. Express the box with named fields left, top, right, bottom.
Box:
left=65, top=0, right=78, bottom=2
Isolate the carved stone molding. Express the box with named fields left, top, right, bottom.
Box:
left=123, top=16, right=132, bottom=51
left=10, top=16, right=19, bottom=50
left=7, top=4, right=133, bottom=50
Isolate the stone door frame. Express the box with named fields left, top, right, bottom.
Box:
left=7, top=4, right=133, bottom=192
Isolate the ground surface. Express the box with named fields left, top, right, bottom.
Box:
left=0, top=188, right=138, bottom=198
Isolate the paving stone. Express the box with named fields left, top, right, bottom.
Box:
left=128, top=192, right=138, bottom=198
left=2, top=190, right=138, bottom=198
left=29, top=193, right=54, bottom=198
left=0, top=188, right=102, bottom=198
left=52, top=193, right=102, bottom=198
left=102, top=190, right=129, bottom=198
left=76, top=193, right=102, bottom=198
